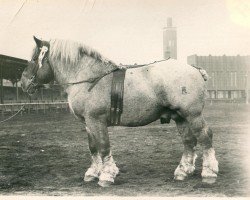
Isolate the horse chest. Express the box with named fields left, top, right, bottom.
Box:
left=67, top=83, right=110, bottom=118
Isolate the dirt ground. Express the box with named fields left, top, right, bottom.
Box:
left=0, top=103, right=249, bottom=196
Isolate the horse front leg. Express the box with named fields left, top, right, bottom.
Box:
left=84, top=116, right=119, bottom=187
left=84, top=126, right=103, bottom=182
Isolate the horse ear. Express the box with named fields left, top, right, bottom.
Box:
left=33, top=36, right=42, bottom=47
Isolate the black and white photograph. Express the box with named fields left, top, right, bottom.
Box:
left=0, top=0, right=249, bottom=197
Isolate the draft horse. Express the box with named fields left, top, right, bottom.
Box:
left=21, top=36, right=219, bottom=187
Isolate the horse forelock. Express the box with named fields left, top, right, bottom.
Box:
left=49, top=39, right=116, bottom=67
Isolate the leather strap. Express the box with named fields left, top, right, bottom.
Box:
left=110, top=69, right=126, bottom=126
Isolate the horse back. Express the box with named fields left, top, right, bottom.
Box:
left=122, top=59, right=206, bottom=118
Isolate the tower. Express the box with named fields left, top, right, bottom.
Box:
left=163, top=18, right=177, bottom=59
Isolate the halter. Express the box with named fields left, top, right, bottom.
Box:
left=26, top=74, right=38, bottom=95
left=26, top=44, right=50, bottom=95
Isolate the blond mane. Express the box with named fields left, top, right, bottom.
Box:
left=49, top=39, right=116, bottom=66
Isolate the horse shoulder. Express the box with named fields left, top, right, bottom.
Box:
left=67, top=76, right=111, bottom=118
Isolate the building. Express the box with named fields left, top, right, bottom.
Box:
left=187, top=55, right=250, bottom=102
left=163, top=18, right=177, bottom=59
left=0, top=54, right=66, bottom=104
left=0, top=54, right=27, bottom=104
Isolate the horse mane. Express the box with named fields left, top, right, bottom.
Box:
left=49, top=39, right=116, bottom=66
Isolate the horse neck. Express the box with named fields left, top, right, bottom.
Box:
left=50, top=55, right=117, bottom=87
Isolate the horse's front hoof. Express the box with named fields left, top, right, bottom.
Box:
left=202, top=177, right=217, bottom=184
left=174, top=175, right=186, bottom=181
left=84, top=175, right=98, bottom=182
left=98, top=180, right=113, bottom=187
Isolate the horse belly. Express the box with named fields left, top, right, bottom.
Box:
left=120, top=99, right=163, bottom=126
left=119, top=70, right=163, bottom=126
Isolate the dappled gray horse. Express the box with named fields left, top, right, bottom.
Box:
left=21, top=36, right=218, bottom=187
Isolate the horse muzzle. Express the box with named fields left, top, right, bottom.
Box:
left=21, top=75, right=39, bottom=95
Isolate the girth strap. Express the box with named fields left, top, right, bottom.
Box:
left=110, top=69, right=126, bottom=126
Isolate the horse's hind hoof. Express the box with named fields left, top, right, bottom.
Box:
left=98, top=180, right=113, bottom=187
left=202, top=177, right=217, bottom=184
left=84, top=175, right=98, bottom=182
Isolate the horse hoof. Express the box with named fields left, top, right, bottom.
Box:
left=84, top=175, right=98, bottom=182
left=202, top=177, right=217, bottom=184
left=174, top=175, right=186, bottom=181
left=98, top=180, right=113, bottom=187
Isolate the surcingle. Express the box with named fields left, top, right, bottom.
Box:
left=110, top=69, right=126, bottom=125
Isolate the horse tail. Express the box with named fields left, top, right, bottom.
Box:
left=191, top=65, right=209, bottom=81
left=199, top=69, right=209, bottom=81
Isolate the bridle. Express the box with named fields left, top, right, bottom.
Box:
left=26, top=73, right=39, bottom=95
left=26, top=44, right=51, bottom=95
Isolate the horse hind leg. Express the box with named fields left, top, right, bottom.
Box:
left=174, top=118, right=198, bottom=180
left=188, top=115, right=219, bottom=184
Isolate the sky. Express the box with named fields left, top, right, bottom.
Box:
left=0, top=0, right=250, bottom=64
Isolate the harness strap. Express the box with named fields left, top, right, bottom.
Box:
left=110, top=69, right=126, bottom=126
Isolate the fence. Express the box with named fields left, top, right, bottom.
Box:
left=0, top=102, right=69, bottom=117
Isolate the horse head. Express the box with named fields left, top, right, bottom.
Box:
left=21, top=36, right=54, bottom=95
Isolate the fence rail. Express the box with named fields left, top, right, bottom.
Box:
left=0, top=102, right=69, bottom=117
left=3, top=100, right=67, bottom=104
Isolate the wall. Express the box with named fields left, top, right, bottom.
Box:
left=187, top=55, right=250, bottom=101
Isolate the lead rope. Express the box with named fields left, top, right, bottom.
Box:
left=0, top=104, right=25, bottom=124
